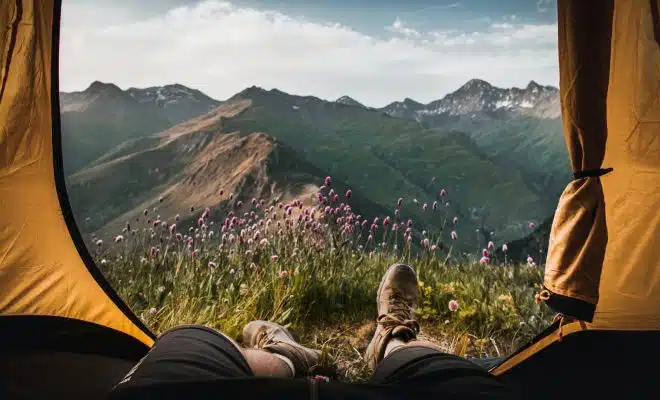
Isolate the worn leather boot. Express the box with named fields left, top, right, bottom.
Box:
left=243, top=320, right=321, bottom=377
left=365, top=263, right=420, bottom=370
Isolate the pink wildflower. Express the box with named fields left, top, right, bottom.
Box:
left=345, top=190, right=352, bottom=198
left=448, top=300, right=459, bottom=312
left=450, top=231, right=458, bottom=240
left=440, top=189, right=447, bottom=197
left=480, top=256, right=490, bottom=265
left=487, top=241, right=494, bottom=250
left=271, top=255, right=279, bottom=262
left=529, top=222, right=536, bottom=229
left=482, top=248, right=489, bottom=257
left=502, top=244, right=508, bottom=253
left=325, top=176, right=332, bottom=186
left=422, top=203, right=428, bottom=212
left=423, top=238, right=430, bottom=248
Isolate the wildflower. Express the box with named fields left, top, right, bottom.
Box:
left=169, top=224, right=176, bottom=234
left=325, top=176, right=332, bottom=186
left=208, top=261, right=217, bottom=268
left=528, top=222, right=536, bottom=229
left=502, top=244, right=508, bottom=252
left=432, top=201, right=438, bottom=210
left=367, top=234, right=373, bottom=242
left=452, top=216, right=458, bottom=225
left=422, top=230, right=427, bottom=236
left=397, top=198, right=403, bottom=207
left=440, top=189, right=447, bottom=197
left=487, top=241, right=494, bottom=250
left=480, top=256, right=490, bottom=265
left=149, top=307, right=157, bottom=315
left=423, top=238, right=430, bottom=248
left=482, top=248, right=489, bottom=257
left=279, top=270, right=289, bottom=279
left=383, top=216, right=391, bottom=226
left=422, top=203, right=428, bottom=212
left=527, top=256, right=534, bottom=265
left=407, top=219, right=413, bottom=227
left=448, top=300, right=459, bottom=312
left=450, top=231, right=458, bottom=240
left=431, top=244, right=437, bottom=251
left=271, top=255, right=279, bottom=262
left=114, top=235, right=124, bottom=243
left=345, top=189, right=352, bottom=198
left=394, top=209, right=400, bottom=217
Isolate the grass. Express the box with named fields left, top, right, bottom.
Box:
left=91, top=181, right=554, bottom=381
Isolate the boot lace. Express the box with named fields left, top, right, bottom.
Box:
left=377, top=290, right=420, bottom=334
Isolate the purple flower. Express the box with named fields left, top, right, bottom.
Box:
left=345, top=189, right=352, bottom=198
left=480, top=256, right=490, bottom=265
left=325, top=176, right=332, bottom=186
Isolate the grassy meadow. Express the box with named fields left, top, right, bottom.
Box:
left=91, top=179, right=554, bottom=380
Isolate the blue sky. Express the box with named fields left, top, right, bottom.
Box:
left=60, top=0, right=559, bottom=107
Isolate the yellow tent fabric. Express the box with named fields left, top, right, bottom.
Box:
left=541, top=0, right=614, bottom=321
left=0, top=0, right=153, bottom=347
left=493, top=0, right=660, bottom=375
left=542, top=0, right=660, bottom=329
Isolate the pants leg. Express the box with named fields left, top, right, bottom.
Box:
left=367, top=346, right=516, bottom=399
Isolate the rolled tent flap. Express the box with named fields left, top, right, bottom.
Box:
left=0, top=0, right=154, bottom=348
left=541, top=0, right=615, bottom=322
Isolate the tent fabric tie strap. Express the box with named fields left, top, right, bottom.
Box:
left=572, top=167, right=613, bottom=180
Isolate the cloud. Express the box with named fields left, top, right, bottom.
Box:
left=537, top=0, right=555, bottom=13
left=386, top=18, right=422, bottom=37
left=59, top=0, right=559, bottom=107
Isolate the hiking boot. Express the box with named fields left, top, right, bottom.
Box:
left=243, top=320, right=321, bottom=377
left=365, top=263, right=420, bottom=370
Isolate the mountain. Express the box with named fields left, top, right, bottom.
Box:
left=380, top=79, right=569, bottom=197
left=66, top=83, right=560, bottom=255
left=218, top=86, right=555, bottom=247
left=335, top=96, right=365, bottom=108
left=381, top=79, right=560, bottom=123
left=60, top=81, right=221, bottom=174
left=380, top=98, right=425, bottom=121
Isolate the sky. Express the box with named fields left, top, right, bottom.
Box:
left=60, top=0, right=559, bottom=107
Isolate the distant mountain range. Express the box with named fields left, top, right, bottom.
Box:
left=61, top=79, right=567, bottom=258
left=379, top=79, right=560, bottom=122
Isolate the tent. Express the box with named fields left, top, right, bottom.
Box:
left=0, top=0, right=658, bottom=398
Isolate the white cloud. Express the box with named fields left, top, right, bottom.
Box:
left=386, top=18, right=422, bottom=38
left=59, top=0, right=559, bottom=107
left=537, top=0, right=555, bottom=13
